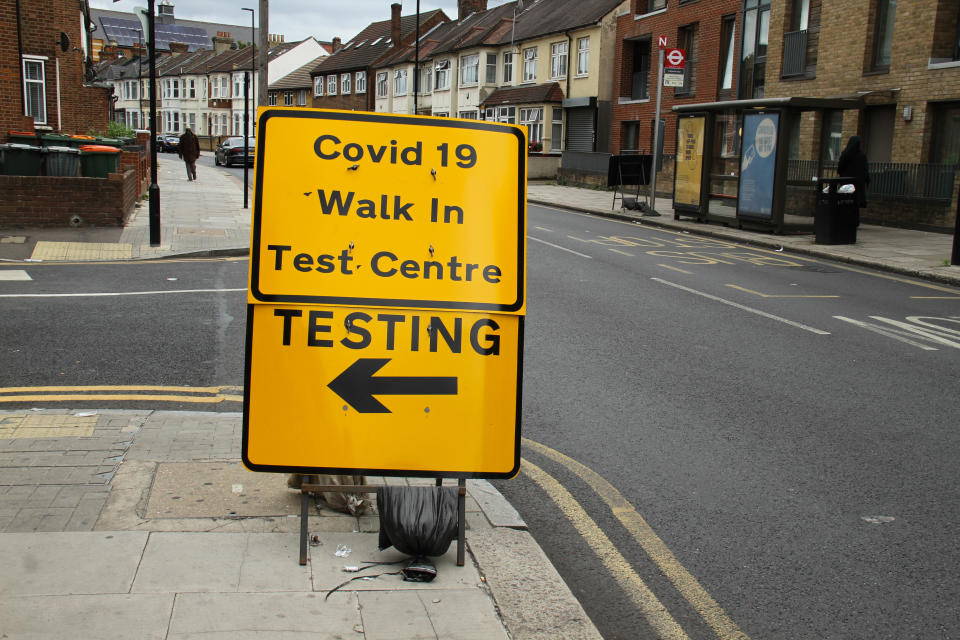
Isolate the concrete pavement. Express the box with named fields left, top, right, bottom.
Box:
left=0, top=409, right=601, bottom=639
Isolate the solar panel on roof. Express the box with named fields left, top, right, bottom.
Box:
left=101, top=17, right=144, bottom=46
left=102, top=16, right=211, bottom=52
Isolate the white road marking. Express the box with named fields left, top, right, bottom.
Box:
left=0, top=270, right=32, bottom=281
left=0, top=288, right=246, bottom=298
left=652, top=277, right=831, bottom=335
left=528, top=236, right=593, bottom=259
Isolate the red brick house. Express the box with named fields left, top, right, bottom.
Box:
left=612, top=0, right=742, bottom=156
left=1, top=0, right=112, bottom=140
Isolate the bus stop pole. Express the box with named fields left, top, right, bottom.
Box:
left=650, top=46, right=665, bottom=215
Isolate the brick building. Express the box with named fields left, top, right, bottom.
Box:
left=608, top=0, right=959, bottom=230
left=1, top=0, right=112, bottom=139
left=611, top=0, right=741, bottom=156
left=765, top=0, right=960, bottom=229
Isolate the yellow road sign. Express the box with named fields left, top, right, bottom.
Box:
left=242, top=304, right=521, bottom=477
left=249, top=108, right=527, bottom=314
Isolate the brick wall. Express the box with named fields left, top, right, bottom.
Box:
left=611, top=0, right=740, bottom=155
left=0, top=170, right=140, bottom=227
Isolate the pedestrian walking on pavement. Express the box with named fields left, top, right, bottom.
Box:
left=178, top=127, right=200, bottom=181
left=838, top=135, right=870, bottom=224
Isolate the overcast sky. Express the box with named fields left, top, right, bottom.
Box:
left=90, top=1, right=511, bottom=44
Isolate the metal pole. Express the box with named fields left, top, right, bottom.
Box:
left=242, top=8, right=254, bottom=210
left=258, top=0, right=269, bottom=107
left=414, top=0, right=420, bottom=115
left=952, top=183, right=960, bottom=265
left=147, top=0, right=160, bottom=246
left=650, top=46, right=664, bottom=215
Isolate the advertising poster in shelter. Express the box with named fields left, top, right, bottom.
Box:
left=674, top=116, right=705, bottom=209
left=737, top=111, right=779, bottom=218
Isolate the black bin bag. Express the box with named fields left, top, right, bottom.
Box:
left=377, top=486, right=459, bottom=558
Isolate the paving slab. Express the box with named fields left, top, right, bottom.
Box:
left=0, top=594, right=175, bottom=640
left=0, top=531, right=148, bottom=595
left=133, top=531, right=316, bottom=593
left=146, top=461, right=300, bottom=518
left=167, top=592, right=359, bottom=639
left=358, top=590, right=510, bottom=640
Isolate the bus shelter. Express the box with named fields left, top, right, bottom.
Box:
left=671, top=97, right=863, bottom=233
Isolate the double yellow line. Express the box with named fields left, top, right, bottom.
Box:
left=521, top=437, right=749, bottom=639
left=0, top=385, right=243, bottom=404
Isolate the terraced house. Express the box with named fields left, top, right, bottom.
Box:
left=372, top=0, right=626, bottom=177
left=309, top=4, right=449, bottom=112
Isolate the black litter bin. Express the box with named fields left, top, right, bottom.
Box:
left=815, top=177, right=858, bottom=245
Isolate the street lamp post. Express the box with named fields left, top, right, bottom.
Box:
left=146, top=0, right=160, bottom=245
left=242, top=7, right=254, bottom=209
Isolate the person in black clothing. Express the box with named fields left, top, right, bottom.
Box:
left=837, top=135, right=870, bottom=218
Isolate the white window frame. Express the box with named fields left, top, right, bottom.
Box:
left=355, top=71, right=366, bottom=93
left=485, top=105, right=516, bottom=124
left=460, top=53, right=479, bottom=86
left=327, top=75, right=337, bottom=95
left=577, top=36, right=590, bottom=76
left=551, top=107, right=563, bottom=151
left=550, top=42, right=568, bottom=79
left=520, top=107, right=543, bottom=143
left=394, top=68, right=408, bottom=95
left=523, top=47, right=537, bottom=82
left=458, top=110, right=478, bottom=119
left=283, top=91, right=294, bottom=106
left=188, top=78, right=196, bottom=98
left=435, top=59, right=450, bottom=90
left=297, top=89, right=307, bottom=106
left=314, top=76, right=324, bottom=96
left=233, top=73, right=244, bottom=98
left=268, top=92, right=278, bottom=106
left=486, top=53, right=497, bottom=83
left=503, top=52, right=514, bottom=83
left=376, top=71, right=388, bottom=97
left=341, top=72, right=351, bottom=95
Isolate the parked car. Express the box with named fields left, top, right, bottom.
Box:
left=156, top=134, right=179, bottom=153
left=214, top=137, right=256, bottom=167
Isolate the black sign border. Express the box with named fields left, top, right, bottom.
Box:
left=249, top=109, right=527, bottom=313
left=241, top=304, right=524, bottom=479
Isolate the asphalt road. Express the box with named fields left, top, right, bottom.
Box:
left=0, top=256, right=248, bottom=409
left=1, top=203, right=959, bottom=638
left=493, top=205, right=960, bottom=639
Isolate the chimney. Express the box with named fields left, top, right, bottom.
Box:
left=168, top=41, right=189, bottom=55
left=458, top=0, right=488, bottom=18
left=100, top=45, right=120, bottom=62
left=391, top=3, right=401, bottom=46
left=212, top=36, right=233, bottom=54
left=332, top=36, right=342, bottom=52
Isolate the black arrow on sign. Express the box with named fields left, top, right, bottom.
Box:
left=328, top=358, right=458, bottom=414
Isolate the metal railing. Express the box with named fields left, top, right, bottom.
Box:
left=782, top=30, right=808, bottom=77
left=787, top=160, right=957, bottom=202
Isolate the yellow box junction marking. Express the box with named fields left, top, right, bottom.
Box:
left=249, top=108, right=527, bottom=314
left=243, top=304, right=521, bottom=476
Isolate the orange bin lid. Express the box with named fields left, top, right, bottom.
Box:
left=78, top=144, right=121, bottom=153
left=8, top=130, right=36, bottom=136
left=69, top=134, right=96, bottom=139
